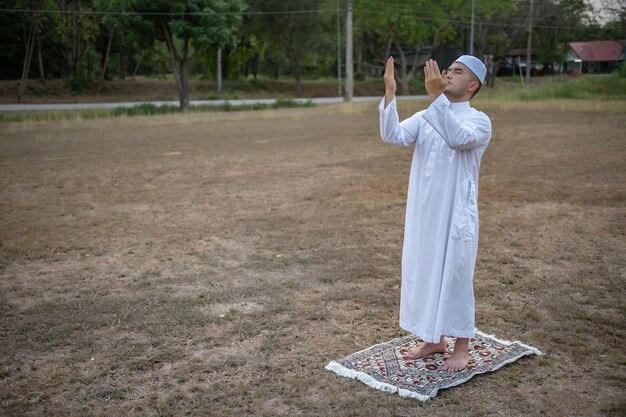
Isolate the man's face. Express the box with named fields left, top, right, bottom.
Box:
left=444, top=62, right=478, bottom=99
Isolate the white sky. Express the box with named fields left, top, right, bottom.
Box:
left=585, top=0, right=625, bottom=24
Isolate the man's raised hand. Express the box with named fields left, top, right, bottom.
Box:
left=424, top=59, right=446, bottom=100
left=384, top=56, right=396, bottom=107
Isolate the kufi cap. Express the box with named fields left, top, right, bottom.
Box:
left=454, top=55, right=487, bottom=84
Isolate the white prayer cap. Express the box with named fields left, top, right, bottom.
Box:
left=454, top=55, right=487, bottom=84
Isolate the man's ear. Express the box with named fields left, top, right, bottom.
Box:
left=468, top=80, right=479, bottom=93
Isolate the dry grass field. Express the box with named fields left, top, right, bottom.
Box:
left=1, top=100, right=625, bottom=416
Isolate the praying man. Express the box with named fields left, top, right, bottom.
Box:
left=379, top=55, right=491, bottom=372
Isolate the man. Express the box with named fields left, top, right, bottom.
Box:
left=379, top=55, right=491, bottom=372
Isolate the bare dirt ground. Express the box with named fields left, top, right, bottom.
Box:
left=0, top=101, right=625, bottom=416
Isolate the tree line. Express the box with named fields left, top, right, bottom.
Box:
left=1, top=0, right=623, bottom=110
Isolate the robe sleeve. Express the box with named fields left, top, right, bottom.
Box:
left=378, top=97, right=421, bottom=147
left=422, top=94, right=491, bottom=150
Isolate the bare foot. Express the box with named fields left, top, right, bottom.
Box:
left=403, top=338, right=447, bottom=360
left=441, top=337, right=470, bottom=372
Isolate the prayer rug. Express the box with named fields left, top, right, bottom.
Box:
left=325, top=330, right=542, bottom=401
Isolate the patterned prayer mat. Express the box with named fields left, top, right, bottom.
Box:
left=325, top=330, right=542, bottom=401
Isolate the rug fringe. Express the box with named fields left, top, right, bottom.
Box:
left=325, top=330, right=542, bottom=402
left=474, top=328, right=543, bottom=356
left=325, top=361, right=432, bottom=402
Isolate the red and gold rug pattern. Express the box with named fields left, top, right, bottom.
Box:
left=326, top=331, right=542, bottom=401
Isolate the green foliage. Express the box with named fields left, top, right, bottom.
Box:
left=0, top=99, right=315, bottom=123
left=0, top=0, right=623, bottom=98
left=518, top=75, right=626, bottom=100
left=0, top=109, right=113, bottom=123
left=122, top=0, right=245, bottom=109
left=69, top=73, right=93, bottom=93
left=480, top=74, right=626, bottom=100
left=111, top=103, right=175, bottom=116
left=357, top=0, right=456, bottom=47
left=46, top=0, right=100, bottom=77
left=538, top=47, right=567, bottom=67
left=246, top=0, right=331, bottom=89
left=111, top=99, right=314, bottom=116
left=127, top=0, right=245, bottom=52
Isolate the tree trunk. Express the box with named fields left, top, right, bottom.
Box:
left=397, top=76, right=410, bottom=96
left=98, top=28, right=114, bottom=93
left=37, top=33, right=45, bottom=85
left=87, top=45, right=92, bottom=79
left=526, top=0, right=534, bottom=86
left=357, top=40, right=362, bottom=74
left=394, top=40, right=410, bottom=95
left=162, top=22, right=190, bottom=112
left=17, top=22, right=37, bottom=102
left=488, top=55, right=496, bottom=88
left=132, top=50, right=144, bottom=81
left=217, top=47, right=222, bottom=98
left=292, top=53, right=302, bottom=97
left=170, top=55, right=185, bottom=110
left=117, top=53, right=127, bottom=79
left=180, top=58, right=190, bottom=112
left=69, top=0, right=82, bottom=77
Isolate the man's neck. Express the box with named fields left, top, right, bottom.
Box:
left=443, top=91, right=472, bottom=103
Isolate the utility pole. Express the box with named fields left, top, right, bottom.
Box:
left=337, top=0, right=342, bottom=97
left=345, top=0, right=353, bottom=102
left=469, top=0, right=475, bottom=55
left=525, top=0, right=533, bottom=86
left=217, top=47, right=222, bottom=98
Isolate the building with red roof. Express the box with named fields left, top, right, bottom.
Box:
left=566, top=40, right=625, bottom=74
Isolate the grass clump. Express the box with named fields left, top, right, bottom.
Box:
left=0, top=98, right=314, bottom=123
left=518, top=74, right=626, bottom=100
left=111, top=99, right=313, bottom=117
left=481, top=73, right=626, bottom=101
left=0, top=109, right=112, bottom=123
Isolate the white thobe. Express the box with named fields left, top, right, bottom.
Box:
left=379, top=94, right=492, bottom=343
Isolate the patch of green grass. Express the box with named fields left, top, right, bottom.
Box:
left=535, top=356, right=554, bottom=367
left=0, top=109, right=113, bottom=123
left=517, top=74, right=626, bottom=100
left=479, top=73, right=626, bottom=101
left=0, top=98, right=314, bottom=124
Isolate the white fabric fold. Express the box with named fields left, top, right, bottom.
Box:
left=379, top=94, right=492, bottom=343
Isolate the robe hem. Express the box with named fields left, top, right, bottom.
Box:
left=399, top=320, right=475, bottom=343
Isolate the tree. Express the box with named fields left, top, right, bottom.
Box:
left=94, top=0, right=118, bottom=89
left=472, top=0, right=590, bottom=84
left=16, top=4, right=41, bottom=101
left=356, top=0, right=463, bottom=95
left=126, top=0, right=244, bottom=111
left=472, top=0, right=525, bottom=86
left=6, top=0, right=53, bottom=100
left=248, top=0, right=328, bottom=97
left=49, top=0, right=99, bottom=81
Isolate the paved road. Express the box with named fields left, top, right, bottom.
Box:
left=0, top=96, right=428, bottom=112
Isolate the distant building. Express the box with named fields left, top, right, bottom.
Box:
left=565, top=40, right=625, bottom=74
left=500, top=48, right=543, bottom=76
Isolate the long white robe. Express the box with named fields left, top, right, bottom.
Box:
left=379, top=94, right=492, bottom=343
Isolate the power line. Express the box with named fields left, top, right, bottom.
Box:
left=0, top=6, right=601, bottom=31
left=0, top=8, right=336, bottom=16
left=353, top=8, right=595, bottom=30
